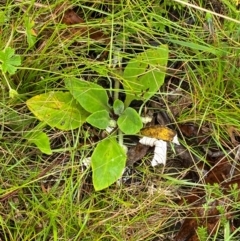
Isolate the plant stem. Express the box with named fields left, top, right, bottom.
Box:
left=113, top=77, right=120, bottom=102
left=2, top=72, right=14, bottom=90
left=113, top=72, right=124, bottom=147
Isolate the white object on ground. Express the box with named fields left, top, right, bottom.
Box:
left=172, top=134, right=180, bottom=145
left=112, top=47, right=122, bottom=68
left=139, top=134, right=180, bottom=167
left=82, top=157, right=91, bottom=168
left=141, top=116, right=153, bottom=124
left=106, top=119, right=117, bottom=133
left=106, top=126, right=115, bottom=133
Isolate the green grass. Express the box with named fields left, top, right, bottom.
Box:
left=1, top=0, right=240, bottom=240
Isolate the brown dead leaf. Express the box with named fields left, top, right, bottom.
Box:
left=127, top=142, right=150, bottom=166
left=227, top=126, right=240, bottom=146
left=170, top=94, right=192, bottom=117
left=61, top=9, right=84, bottom=25
left=175, top=200, right=221, bottom=241
left=175, top=156, right=240, bottom=241
left=56, top=6, right=109, bottom=43
left=204, top=157, right=232, bottom=184
left=179, top=123, right=199, bottom=138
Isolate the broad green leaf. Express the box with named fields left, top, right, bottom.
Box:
left=117, top=107, right=143, bottom=134
left=65, top=78, right=110, bottom=113
left=113, top=99, right=124, bottom=115
left=86, top=110, right=110, bottom=129
left=0, top=47, right=21, bottom=74
left=24, top=130, right=52, bottom=155
left=26, top=91, right=89, bottom=130
left=123, top=45, right=168, bottom=107
left=91, top=137, right=126, bottom=191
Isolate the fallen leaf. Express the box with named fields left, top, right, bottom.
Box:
left=179, top=123, right=199, bottom=138
left=170, top=94, right=192, bottom=116
left=175, top=156, right=240, bottom=241
left=127, top=142, right=150, bottom=166
left=57, top=7, right=109, bottom=43
left=61, top=9, right=84, bottom=25
left=175, top=200, right=221, bottom=241
left=227, top=126, right=240, bottom=146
